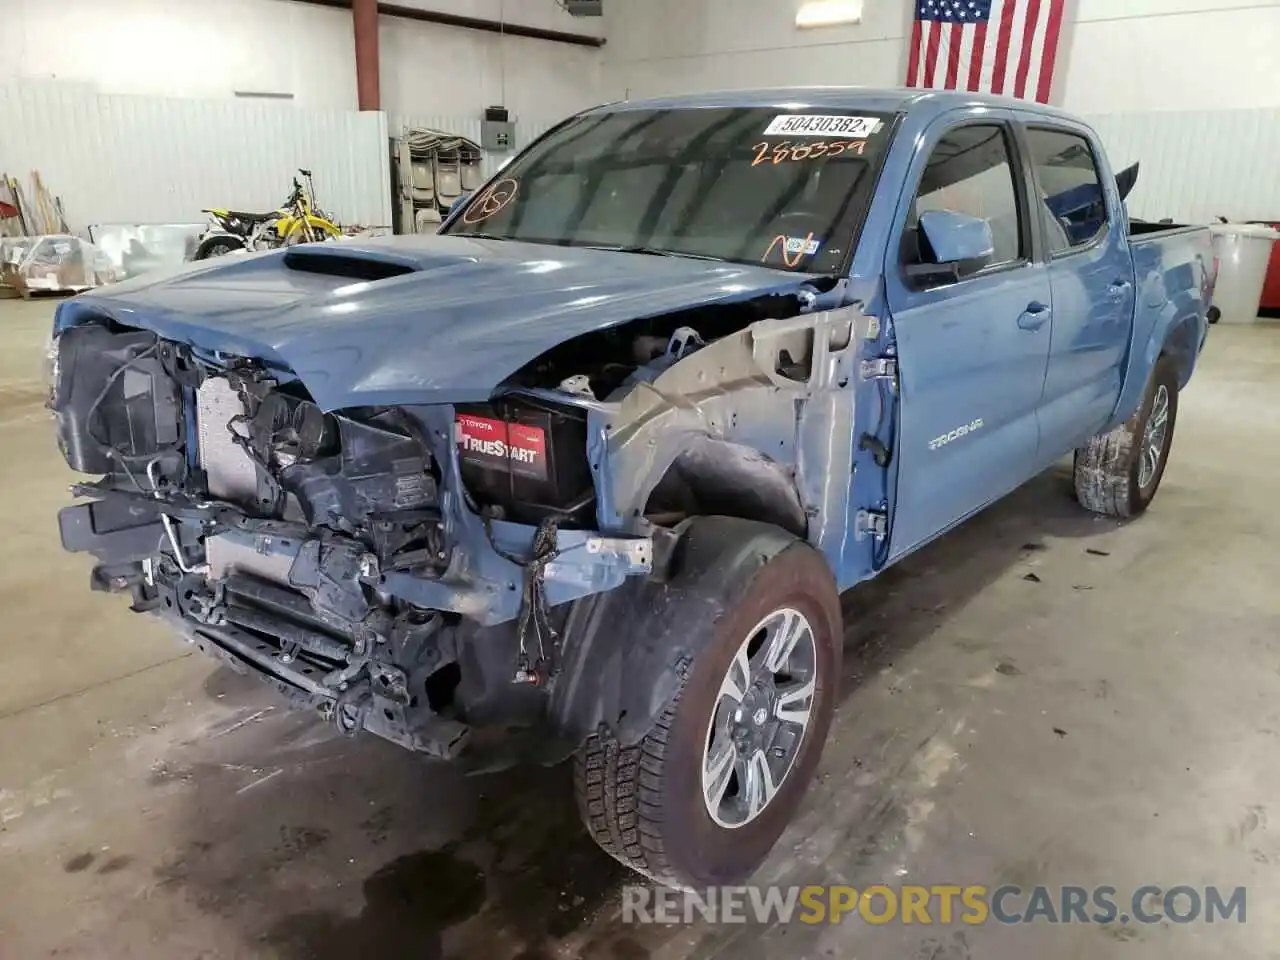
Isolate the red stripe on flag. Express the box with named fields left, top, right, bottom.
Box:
left=945, top=22, right=964, bottom=90
left=906, top=18, right=923, bottom=87
left=967, top=22, right=988, bottom=92
left=991, top=0, right=1017, bottom=95
left=1036, top=0, right=1066, bottom=103
left=1014, top=0, right=1043, bottom=100
left=923, top=20, right=943, bottom=88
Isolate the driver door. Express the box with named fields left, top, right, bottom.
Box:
left=885, top=111, right=1053, bottom=559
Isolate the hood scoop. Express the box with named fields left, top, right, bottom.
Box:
left=282, top=247, right=421, bottom=281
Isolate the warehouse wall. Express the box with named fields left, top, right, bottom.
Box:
left=5, top=0, right=603, bottom=124
left=602, top=0, right=911, bottom=100
left=1066, top=0, right=1280, bottom=221
left=1086, top=109, right=1280, bottom=223
left=0, top=81, right=394, bottom=230
left=603, top=0, right=1280, bottom=113
left=1062, top=0, right=1280, bottom=114
left=0, top=78, right=564, bottom=234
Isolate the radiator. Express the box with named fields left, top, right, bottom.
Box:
left=196, top=376, right=259, bottom=503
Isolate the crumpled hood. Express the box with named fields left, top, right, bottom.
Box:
left=57, top=235, right=817, bottom=410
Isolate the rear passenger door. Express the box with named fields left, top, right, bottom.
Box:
left=885, top=112, right=1053, bottom=559
left=1020, top=122, right=1135, bottom=459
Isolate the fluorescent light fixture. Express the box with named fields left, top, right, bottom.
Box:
left=796, top=0, right=863, bottom=28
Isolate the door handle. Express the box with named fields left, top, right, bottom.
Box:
left=1107, top=279, right=1133, bottom=301
left=1017, top=301, right=1051, bottom=331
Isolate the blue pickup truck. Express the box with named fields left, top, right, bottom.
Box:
left=50, top=88, right=1213, bottom=888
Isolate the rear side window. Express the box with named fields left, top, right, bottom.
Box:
left=1025, top=127, right=1108, bottom=254
left=903, top=124, right=1024, bottom=278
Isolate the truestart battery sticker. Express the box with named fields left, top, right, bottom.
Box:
left=456, top=414, right=548, bottom=480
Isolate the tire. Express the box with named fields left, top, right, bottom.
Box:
left=1074, top=354, right=1179, bottom=518
left=573, top=522, right=842, bottom=889
left=195, top=236, right=244, bottom=260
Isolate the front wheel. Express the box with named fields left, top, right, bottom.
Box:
left=574, top=519, right=842, bottom=888
left=1074, top=355, right=1179, bottom=518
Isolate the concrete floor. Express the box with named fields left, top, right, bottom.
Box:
left=1, top=297, right=1278, bottom=960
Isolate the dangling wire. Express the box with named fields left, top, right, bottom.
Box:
left=483, top=513, right=561, bottom=684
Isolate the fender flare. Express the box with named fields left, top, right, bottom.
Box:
left=1110, top=280, right=1208, bottom=429
left=546, top=516, right=800, bottom=748
left=283, top=215, right=341, bottom=241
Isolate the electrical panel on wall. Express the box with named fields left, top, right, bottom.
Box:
left=482, top=106, right=515, bottom=152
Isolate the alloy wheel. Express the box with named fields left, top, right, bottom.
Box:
left=701, top=607, right=818, bottom=829
left=1138, top=384, right=1170, bottom=489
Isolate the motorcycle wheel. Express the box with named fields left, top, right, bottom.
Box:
left=195, top=236, right=245, bottom=260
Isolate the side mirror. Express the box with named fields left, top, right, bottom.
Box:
left=905, top=209, right=996, bottom=285
left=919, top=209, right=995, bottom=265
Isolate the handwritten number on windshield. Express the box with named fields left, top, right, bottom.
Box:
left=750, top=140, right=867, bottom=167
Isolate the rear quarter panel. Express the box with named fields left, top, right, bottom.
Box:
left=1111, top=227, right=1213, bottom=427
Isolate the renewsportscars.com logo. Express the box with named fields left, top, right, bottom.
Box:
left=623, top=884, right=1247, bottom=926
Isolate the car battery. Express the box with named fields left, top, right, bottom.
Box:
left=454, top=399, right=593, bottom=526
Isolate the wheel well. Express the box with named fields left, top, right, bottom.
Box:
left=642, top=436, right=808, bottom=538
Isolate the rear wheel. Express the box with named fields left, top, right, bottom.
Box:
left=1074, top=355, right=1179, bottom=518
left=573, top=520, right=842, bottom=888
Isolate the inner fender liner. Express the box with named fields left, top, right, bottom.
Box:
left=547, top=516, right=801, bottom=748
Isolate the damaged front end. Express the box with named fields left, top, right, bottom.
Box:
left=49, top=269, right=875, bottom=767
left=50, top=318, right=653, bottom=764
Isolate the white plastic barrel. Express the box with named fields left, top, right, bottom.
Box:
left=1209, top=223, right=1280, bottom=324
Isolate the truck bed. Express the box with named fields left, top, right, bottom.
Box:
left=1129, top=220, right=1205, bottom=242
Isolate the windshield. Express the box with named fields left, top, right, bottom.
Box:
left=443, top=106, right=895, bottom=273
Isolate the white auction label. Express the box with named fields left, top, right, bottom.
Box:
left=762, top=115, right=882, bottom=138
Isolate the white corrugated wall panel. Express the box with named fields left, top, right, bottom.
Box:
left=1086, top=108, right=1280, bottom=225
left=0, top=82, right=392, bottom=232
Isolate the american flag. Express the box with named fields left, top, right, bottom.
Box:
left=906, top=0, right=1068, bottom=104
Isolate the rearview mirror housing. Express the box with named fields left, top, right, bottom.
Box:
left=919, top=209, right=995, bottom=266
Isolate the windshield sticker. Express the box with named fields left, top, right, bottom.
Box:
left=751, top=139, right=867, bottom=167
left=762, top=233, right=820, bottom=267
left=461, top=177, right=519, bottom=225
left=763, top=114, right=882, bottom=138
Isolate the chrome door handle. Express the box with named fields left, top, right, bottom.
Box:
left=1017, top=301, right=1051, bottom=331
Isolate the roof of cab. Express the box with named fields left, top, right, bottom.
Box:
left=591, top=86, right=1076, bottom=122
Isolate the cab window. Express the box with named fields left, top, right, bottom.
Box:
left=901, top=126, right=1029, bottom=280
left=902, top=124, right=1025, bottom=280
left=1025, top=127, right=1108, bottom=254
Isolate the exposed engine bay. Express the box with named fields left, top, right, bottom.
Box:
left=49, top=281, right=862, bottom=766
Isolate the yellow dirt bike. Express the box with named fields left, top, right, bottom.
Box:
left=194, top=169, right=341, bottom=260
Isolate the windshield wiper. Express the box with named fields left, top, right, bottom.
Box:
left=582, top=244, right=724, bottom=262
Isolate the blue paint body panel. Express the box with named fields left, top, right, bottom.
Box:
left=53, top=87, right=1214, bottom=603
left=56, top=237, right=816, bottom=412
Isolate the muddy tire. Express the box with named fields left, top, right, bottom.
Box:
left=573, top=519, right=842, bottom=889
left=1074, top=355, right=1179, bottom=518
